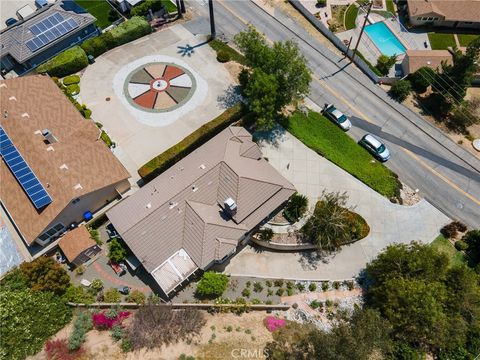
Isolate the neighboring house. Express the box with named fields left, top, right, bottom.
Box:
left=58, top=225, right=101, bottom=267
left=406, top=0, right=480, bottom=29
left=107, top=127, right=296, bottom=296
left=401, top=49, right=453, bottom=75
left=0, top=75, right=131, bottom=248
left=0, top=0, right=98, bottom=76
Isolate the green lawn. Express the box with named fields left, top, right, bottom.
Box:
left=431, top=235, right=466, bottom=267
left=344, top=4, right=358, bottom=30
left=208, top=39, right=246, bottom=65
left=428, top=32, right=456, bottom=50
left=457, top=34, right=480, bottom=47
left=282, top=111, right=402, bottom=201
left=386, top=0, right=395, bottom=14
left=75, top=0, right=118, bottom=29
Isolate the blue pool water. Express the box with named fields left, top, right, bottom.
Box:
left=365, top=22, right=406, bottom=57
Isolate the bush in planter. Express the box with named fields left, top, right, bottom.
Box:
left=195, top=272, right=229, bottom=298
left=63, top=75, right=80, bottom=86
left=309, top=282, right=317, bottom=292
left=454, top=240, right=469, bottom=251
left=104, top=288, right=121, bottom=303
left=91, top=279, right=104, bottom=292
left=66, top=83, right=80, bottom=95
left=217, top=50, right=231, bottom=63
left=258, top=228, right=274, bottom=242
left=37, top=46, right=88, bottom=78
left=283, top=193, right=308, bottom=223
left=126, top=290, right=146, bottom=304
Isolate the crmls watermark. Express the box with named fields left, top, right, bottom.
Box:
left=231, top=348, right=270, bottom=359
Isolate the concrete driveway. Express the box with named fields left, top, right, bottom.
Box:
left=223, top=127, right=450, bottom=280
left=80, top=24, right=236, bottom=184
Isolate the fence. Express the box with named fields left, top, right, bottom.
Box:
left=289, top=0, right=380, bottom=83
left=67, top=302, right=291, bottom=311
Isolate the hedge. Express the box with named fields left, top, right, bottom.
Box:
left=37, top=46, right=88, bottom=78
left=63, top=74, right=80, bottom=85
left=81, top=16, right=152, bottom=57
left=130, top=0, right=177, bottom=17
left=138, top=103, right=245, bottom=180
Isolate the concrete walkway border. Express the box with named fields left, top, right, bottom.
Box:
left=67, top=302, right=291, bottom=311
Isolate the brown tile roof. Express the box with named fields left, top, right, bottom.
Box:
left=407, top=0, right=480, bottom=22
left=403, top=49, right=453, bottom=73
left=58, top=225, right=97, bottom=263
left=107, top=127, right=296, bottom=280
left=0, top=75, right=130, bottom=244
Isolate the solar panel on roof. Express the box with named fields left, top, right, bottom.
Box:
left=27, top=13, right=78, bottom=52
left=0, top=127, right=53, bottom=209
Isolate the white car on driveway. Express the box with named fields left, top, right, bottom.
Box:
left=322, top=104, right=352, bottom=131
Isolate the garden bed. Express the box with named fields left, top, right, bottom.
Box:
left=281, top=111, right=402, bottom=201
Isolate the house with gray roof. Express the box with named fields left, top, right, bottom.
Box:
left=107, top=127, right=296, bottom=295
left=0, top=0, right=98, bottom=76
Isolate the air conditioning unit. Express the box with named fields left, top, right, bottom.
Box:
left=224, top=197, right=237, bottom=216
left=42, top=129, right=58, bottom=144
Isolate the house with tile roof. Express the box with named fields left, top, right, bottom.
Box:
left=406, top=0, right=480, bottom=29
left=0, top=74, right=130, bottom=248
left=107, top=126, right=296, bottom=295
left=401, top=49, right=453, bottom=75
left=0, top=0, right=98, bottom=76
left=58, top=225, right=101, bottom=267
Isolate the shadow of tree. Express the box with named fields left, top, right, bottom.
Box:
left=217, top=84, right=243, bottom=109
left=253, top=124, right=287, bottom=148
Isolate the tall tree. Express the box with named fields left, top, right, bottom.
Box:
left=20, top=256, right=70, bottom=295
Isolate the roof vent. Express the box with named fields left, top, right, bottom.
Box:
left=192, top=185, right=198, bottom=192
left=169, top=201, right=178, bottom=209
left=9, top=96, right=16, bottom=101
left=0, top=83, right=6, bottom=88
left=74, top=183, right=83, bottom=190
left=42, top=129, right=58, bottom=144
left=60, top=164, right=68, bottom=170
left=22, top=112, right=29, bottom=118
left=3, top=110, right=8, bottom=118
left=199, top=164, right=206, bottom=169
left=224, top=197, right=237, bottom=216
left=146, top=203, right=152, bottom=209
left=46, top=146, right=54, bottom=152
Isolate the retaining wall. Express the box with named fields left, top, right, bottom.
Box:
left=67, top=302, right=291, bottom=311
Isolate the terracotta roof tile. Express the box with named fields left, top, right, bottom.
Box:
left=58, top=225, right=97, bottom=262
left=407, top=0, right=480, bottom=22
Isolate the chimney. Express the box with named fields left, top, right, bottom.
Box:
left=42, top=129, right=58, bottom=144
left=224, top=197, right=237, bottom=217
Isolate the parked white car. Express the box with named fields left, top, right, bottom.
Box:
left=359, top=134, right=391, bottom=162
left=322, top=104, right=352, bottom=131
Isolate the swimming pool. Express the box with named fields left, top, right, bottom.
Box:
left=365, top=21, right=406, bottom=57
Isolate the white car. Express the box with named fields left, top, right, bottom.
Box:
left=359, top=134, right=391, bottom=162
left=322, top=104, right=352, bottom=131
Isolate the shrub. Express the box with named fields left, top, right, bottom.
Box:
left=253, top=282, right=264, bottom=293
left=258, top=228, right=274, bottom=242
left=454, top=240, right=469, bottom=251
left=322, top=282, right=329, bottom=291
left=273, top=279, right=284, bottom=287
left=325, top=299, right=334, bottom=307
left=441, top=222, right=459, bottom=239
left=126, top=306, right=205, bottom=350
left=68, top=312, right=93, bottom=351
left=375, top=54, right=397, bottom=76
left=63, top=74, right=81, bottom=85
left=345, top=280, right=355, bottom=290
left=209, top=38, right=246, bottom=65
left=74, top=265, right=86, bottom=276
left=283, top=193, right=309, bottom=223
left=310, top=300, right=321, bottom=309
left=246, top=281, right=251, bottom=288
left=264, top=316, right=286, bottom=332
left=65, top=83, right=80, bottom=95
left=92, top=310, right=130, bottom=330
left=0, top=267, right=28, bottom=291
left=81, top=32, right=114, bottom=57
left=104, top=288, right=121, bottom=303
left=139, top=103, right=244, bottom=180
left=1, top=289, right=72, bottom=359
left=217, top=50, right=231, bottom=63
left=266, top=280, right=273, bottom=287
left=409, top=66, right=435, bottom=93
left=110, top=16, right=152, bottom=47
left=242, top=288, right=251, bottom=297
left=452, top=221, right=467, bottom=233
left=267, top=289, right=273, bottom=296
left=389, top=80, right=412, bottom=102
left=20, top=256, right=70, bottom=295
left=276, top=288, right=284, bottom=296
left=45, top=339, right=85, bottom=360
left=333, top=281, right=340, bottom=290
left=286, top=288, right=294, bottom=296
left=37, top=46, right=88, bottom=78
left=251, top=298, right=262, bottom=304
left=88, top=227, right=102, bottom=245
left=286, top=281, right=294, bottom=289
left=296, top=283, right=305, bottom=291
left=131, top=0, right=177, bottom=16
left=108, top=238, right=127, bottom=263
left=309, top=283, right=317, bottom=292
left=127, top=290, right=146, bottom=304
left=121, top=338, right=133, bottom=352
left=91, top=279, right=104, bottom=291
left=266, top=300, right=273, bottom=305
left=196, top=272, right=229, bottom=298
left=111, top=324, right=124, bottom=342
left=63, top=285, right=95, bottom=305
left=317, top=0, right=327, bottom=6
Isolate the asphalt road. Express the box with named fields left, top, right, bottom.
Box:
left=184, top=0, right=480, bottom=228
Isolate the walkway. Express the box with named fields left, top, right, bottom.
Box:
left=223, top=127, right=449, bottom=280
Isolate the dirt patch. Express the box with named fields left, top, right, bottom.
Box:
left=328, top=5, right=348, bottom=33
left=224, top=61, right=243, bottom=83
left=400, top=182, right=422, bottom=206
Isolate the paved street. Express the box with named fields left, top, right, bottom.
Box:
left=185, top=0, right=480, bottom=228
left=222, top=128, right=448, bottom=280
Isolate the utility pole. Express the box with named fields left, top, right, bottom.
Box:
left=208, top=0, right=216, bottom=39
left=351, top=1, right=373, bottom=62
left=179, top=0, right=186, bottom=14
left=176, top=0, right=182, bottom=19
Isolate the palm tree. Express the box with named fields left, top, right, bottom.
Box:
left=283, top=193, right=309, bottom=222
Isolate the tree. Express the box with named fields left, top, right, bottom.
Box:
left=449, top=98, right=480, bottom=130
left=0, top=289, right=72, bottom=359
left=409, top=66, right=436, bottom=93
left=195, top=271, right=229, bottom=298
left=283, top=193, right=309, bottom=223
left=301, top=191, right=352, bottom=252
left=20, top=256, right=70, bottom=295
left=235, top=26, right=311, bottom=130
left=389, top=80, right=411, bottom=102
left=463, top=230, right=480, bottom=271
left=108, top=238, right=127, bottom=263
left=242, top=68, right=279, bottom=130
left=376, top=54, right=397, bottom=76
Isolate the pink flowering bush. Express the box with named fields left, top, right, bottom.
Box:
left=92, top=310, right=130, bottom=330
left=264, top=316, right=286, bottom=332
